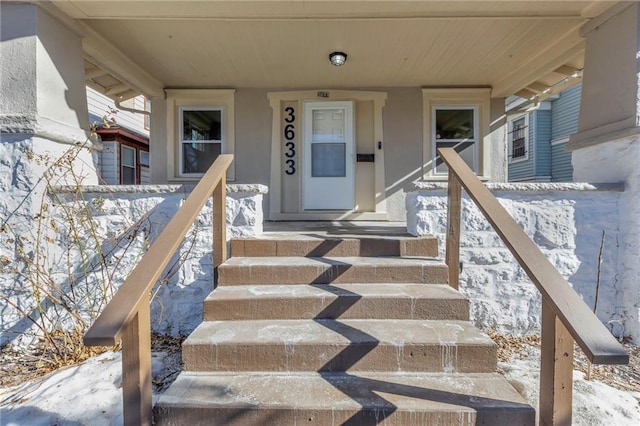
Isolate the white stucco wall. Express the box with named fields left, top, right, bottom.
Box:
left=0, top=184, right=266, bottom=345
left=573, top=137, right=640, bottom=342
left=407, top=183, right=628, bottom=339
left=566, top=4, right=640, bottom=344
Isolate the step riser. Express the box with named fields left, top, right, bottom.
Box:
left=183, top=343, right=496, bottom=373
left=231, top=237, right=438, bottom=258
left=154, top=407, right=494, bottom=425
left=218, top=264, right=449, bottom=285
left=204, top=298, right=469, bottom=321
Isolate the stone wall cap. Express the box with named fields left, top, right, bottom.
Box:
left=410, top=181, right=624, bottom=193
left=52, top=183, right=269, bottom=195
left=226, top=184, right=269, bottom=194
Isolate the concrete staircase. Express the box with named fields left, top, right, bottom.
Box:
left=154, top=233, right=535, bottom=425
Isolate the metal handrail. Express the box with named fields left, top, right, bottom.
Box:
left=438, top=147, right=627, bottom=425
left=84, top=154, right=233, bottom=425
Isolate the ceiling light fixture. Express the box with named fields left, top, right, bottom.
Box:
left=329, top=51, right=347, bottom=67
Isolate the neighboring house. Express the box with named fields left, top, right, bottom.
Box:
left=87, top=87, right=151, bottom=185
left=549, top=84, right=581, bottom=182
left=507, top=84, right=581, bottom=182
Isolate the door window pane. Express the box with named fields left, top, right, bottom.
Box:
left=312, top=109, right=345, bottom=142
left=312, top=143, right=346, bottom=177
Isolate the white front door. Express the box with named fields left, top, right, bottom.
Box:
left=302, top=101, right=355, bottom=210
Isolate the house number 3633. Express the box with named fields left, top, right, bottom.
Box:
left=284, top=107, right=296, bottom=175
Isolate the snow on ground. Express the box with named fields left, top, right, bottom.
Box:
left=1, top=347, right=639, bottom=425
left=0, top=351, right=170, bottom=426
left=499, top=345, right=640, bottom=426
left=0, top=352, right=124, bottom=426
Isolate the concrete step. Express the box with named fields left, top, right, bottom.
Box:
left=183, top=319, right=496, bottom=373
left=154, top=371, right=535, bottom=425
left=217, top=256, right=449, bottom=285
left=204, top=284, right=469, bottom=321
left=231, top=235, right=439, bottom=257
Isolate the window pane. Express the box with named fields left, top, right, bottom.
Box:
left=122, top=166, right=136, bottom=184
left=312, top=109, right=345, bottom=143
left=435, top=141, right=475, bottom=174
left=511, top=117, right=527, bottom=158
left=122, top=146, right=135, bottom=167
left=183, top=110, right=221, bottom=141
left=182, top=142, right=221, bottom=174
left=144, top=97, right=151, bottom=130
left=139, top=150, right=150, bottom=166
left=312, top=143, right=346, bottom=177
left=435, top=109, right=474, bottom=140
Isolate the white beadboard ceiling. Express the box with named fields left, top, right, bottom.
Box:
left=50, top=1, right=621, bottom=98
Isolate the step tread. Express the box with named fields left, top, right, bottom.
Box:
left=185, top=319, right=493, bottom=346
left=204, top=284, right=469, bottom=321
left=155, top=372, right=534, bottom=425
left=217, top=256, right=449, bottom=285
left=206, top=283, right=467, bottom=301
left=220, top=256, right=443, bottom=267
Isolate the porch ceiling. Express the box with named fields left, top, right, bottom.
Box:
left=49, top=1, right=621, bottom=98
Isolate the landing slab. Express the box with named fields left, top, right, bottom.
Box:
left=230, top=235, right=439, bottom=257
left=262, top=220, right=409, bottom=237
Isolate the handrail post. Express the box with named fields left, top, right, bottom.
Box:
left=540, top=300, right=574, bottom=426
left=213, top=173, right=227, bottom=279
left=122, top=300, right=152, bottom=426
left=446, top=170, right=461, bottom=290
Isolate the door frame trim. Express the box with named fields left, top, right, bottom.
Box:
left=267, top=89, right=387, bottom=220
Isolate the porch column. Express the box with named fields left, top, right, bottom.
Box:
left=0, top=3, right=98, bottom=345
left=0, top=2, right=98, bottom=208
left=566, top=3, right=640, bottom=341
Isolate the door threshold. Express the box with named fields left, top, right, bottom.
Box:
left=269, top=212, right=388, bottom=221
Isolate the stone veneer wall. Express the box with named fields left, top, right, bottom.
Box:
left=407, top=182, right=627, bottom=338
left=0, top=184, right=266, bottom=345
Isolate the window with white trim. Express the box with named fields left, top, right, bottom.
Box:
left=143, top=97, right=151, bottom=130
left=178, top=107, right=223, bottom=176
left=139, top=150, right=150, bottom=167
left=166, top=89, right=235, bottom=181
left=121, top=145, right=136, bottom=184
left=433, top=106, right=478, bottom=174
left=508, top=115, right=529, bottom=162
